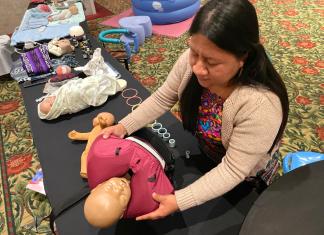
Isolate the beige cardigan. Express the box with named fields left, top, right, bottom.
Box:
left=120, top=49, right=282, bottom=211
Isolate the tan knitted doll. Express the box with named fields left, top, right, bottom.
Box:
left=68, top=112, right=115, bottom=178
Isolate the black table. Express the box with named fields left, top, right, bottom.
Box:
left=240, top=160, right=324, bottom=235
left=19, top=22, right=259, bottom=235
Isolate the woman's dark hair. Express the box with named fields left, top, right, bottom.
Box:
left=180, top=0, right=289, bottom=153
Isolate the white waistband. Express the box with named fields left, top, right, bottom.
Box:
left=126, top=136, right=166, bottom=169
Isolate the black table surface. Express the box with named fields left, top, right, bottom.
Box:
left=19, top=22, right=259, bottom=235
left=240, top=160, right=324, bottom=235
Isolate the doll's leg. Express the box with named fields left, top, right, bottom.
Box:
left=78, top=128, right=103, bottom=178
left=80, top=151, right=88, bottom=178
left=68, top=130, right=90, bottom=177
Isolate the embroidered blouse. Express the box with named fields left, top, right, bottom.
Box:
left=196, top=89, right=225, bottom=161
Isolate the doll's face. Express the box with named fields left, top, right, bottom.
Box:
left=84, top=177, right=131, bottom=228
left=57, top=39, right=72, bottom=51
left=69, top=5, right=78, bottom=15
left=39, top=96, right=56, bottom=114
left=97, top=177, right=130, bottom=207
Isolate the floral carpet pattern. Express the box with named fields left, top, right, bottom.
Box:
left=0, top=0, right=323, bottom=234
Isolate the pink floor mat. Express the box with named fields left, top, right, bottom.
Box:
left=100, top=8, right=194, bottom=38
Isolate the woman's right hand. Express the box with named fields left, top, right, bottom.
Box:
left=101, top=123, right=127, bottom=139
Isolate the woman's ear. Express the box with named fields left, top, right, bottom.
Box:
left=239, top=53, right=248, bottom=67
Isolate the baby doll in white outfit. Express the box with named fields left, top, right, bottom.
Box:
left=38, top=75, right=127, bottom=120
left=48, top=4, right=78, bottom=22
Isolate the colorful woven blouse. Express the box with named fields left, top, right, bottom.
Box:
left=196, top=89, right=224, bottom=153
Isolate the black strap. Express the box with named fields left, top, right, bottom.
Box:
left=48, top=184, right=90, bottom=233
left=132, top=127, right=175, bottom=178
left=52, top=184, right=90, bottom=218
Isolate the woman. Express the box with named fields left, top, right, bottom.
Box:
left=101, top=0, right=289, bottom=220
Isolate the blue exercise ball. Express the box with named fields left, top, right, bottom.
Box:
left=282, top=151, right=324, bottom=174
left=132, top=0, right=200, bottom=25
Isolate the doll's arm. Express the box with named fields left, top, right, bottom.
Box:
left=68, top=130, right=90, bottom=140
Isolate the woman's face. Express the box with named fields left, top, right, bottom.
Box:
left=189, top=34, right=245, bottom=94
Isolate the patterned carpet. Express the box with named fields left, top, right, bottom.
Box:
left=0, top=0, right=323, bottom=234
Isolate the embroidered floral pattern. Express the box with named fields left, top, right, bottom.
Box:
left=196, top=89, right=224, bottom=152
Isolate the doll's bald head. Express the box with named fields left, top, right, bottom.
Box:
left=84, top=177, right=131, bottom=228
left=92, top=112, right=115, bottom=129
left=39, top=96, right=56, bottom=115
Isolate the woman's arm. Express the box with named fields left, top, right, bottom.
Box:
left=119, top=50, right=191, bottom=135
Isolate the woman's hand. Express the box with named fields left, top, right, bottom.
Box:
left=101, top=123, right=127, bottom=139
left=136, top=193, right=179, bottom=221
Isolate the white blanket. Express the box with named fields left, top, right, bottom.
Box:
left=38, top=74, right=127, bottom=120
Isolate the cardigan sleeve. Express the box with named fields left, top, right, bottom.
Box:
left=119, top=49, right=190, bottom=135
left=175, top=91, right=283, bottom=211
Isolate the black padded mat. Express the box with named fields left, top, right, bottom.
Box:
left=19, top=22, right=258, bottom=235
left=240, top=160, right=324, bottom=235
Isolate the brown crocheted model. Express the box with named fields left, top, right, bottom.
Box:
left=68, top=112, right=115, bottom=178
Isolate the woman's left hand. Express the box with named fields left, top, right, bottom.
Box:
left=136, top=193, right=179, bottom=220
